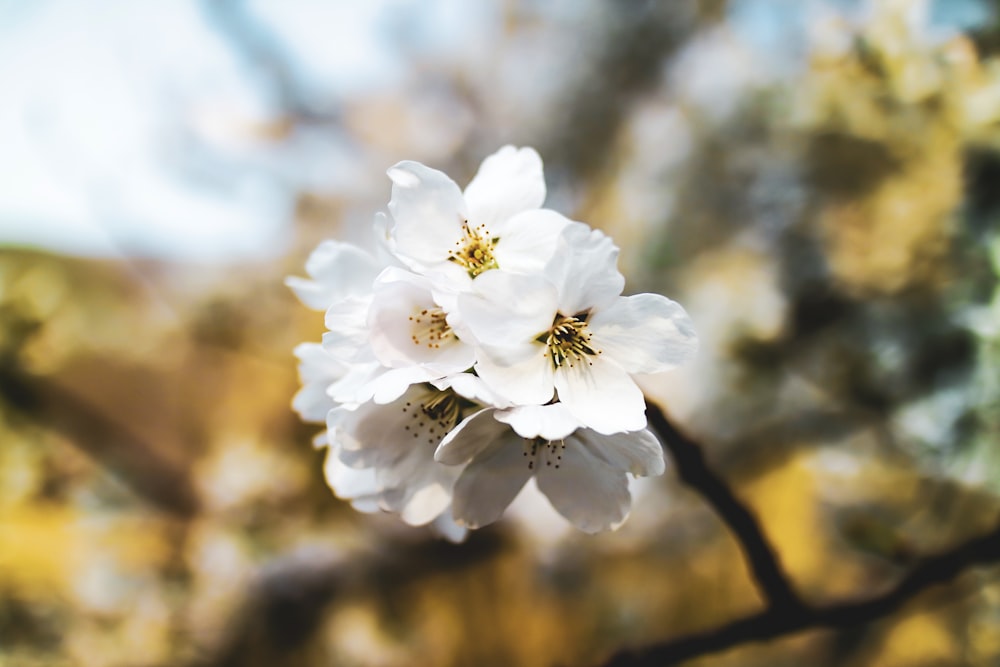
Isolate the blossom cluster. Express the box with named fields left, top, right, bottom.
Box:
left=288, top=146, right=698, bottom=538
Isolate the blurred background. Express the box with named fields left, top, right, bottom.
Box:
left=3, top=0, right=1000, bottom=665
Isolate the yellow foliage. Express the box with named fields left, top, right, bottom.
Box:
left=870, top=611, right=958, bottom=667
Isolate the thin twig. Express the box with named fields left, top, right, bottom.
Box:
left=600, top=403, right=1000, bottom=667
left=645, top=401, right=805, bottom=613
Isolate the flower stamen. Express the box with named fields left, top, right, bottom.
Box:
left=522, top=437, right=565, bottom=470
left=538, top=313, right=601, bottom=369
left=408, top=307, right=453, bottom=349
left=447, top=220, right=500, bottom=278
left=400, top=388, right=465, bottom=446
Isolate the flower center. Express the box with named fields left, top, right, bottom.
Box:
left=522, top=437, right=565, bottom=470
left=448, top=220, right=500, bottom=278
left=408, top=307, right=453, bottom=349
left=399, top=388, right=468, bottom=446
left=539, top=313, right=600, bottom=369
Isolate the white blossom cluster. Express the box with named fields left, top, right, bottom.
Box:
left=288, top=146, right=698, bottom=539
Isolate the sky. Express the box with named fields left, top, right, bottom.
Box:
left=0, top=0, right=992, bottom=262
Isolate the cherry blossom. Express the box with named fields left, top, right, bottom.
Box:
left=287, top=146, right=698, bottom=535
left=384, top=145, right=571, bottom=290
left=457, top=223, right=699, bottom=435
left=435, top=408, right=665, bottom=533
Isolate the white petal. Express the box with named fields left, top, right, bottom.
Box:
left=474, top=348, right=555, bottom=407
left=292, top=382, right=335, bottom=423
left=294, top=342, right=346, bottom=383
left=432, top=373, right=512, bottom=408
left=327, top=361, right=382, bottom=405
left=331, top=385, right=434, bottom=463
left=284, top=276, right=335, bottom=312
left=366, top=366, right=440, bottom=404
left=305, top=240, right=380, bottom=292
left=536, top=439, right=631, bottom=533
left=545, top=223, right=625, bottom=314
left=387, top=160, right=468, bottom=266
left=350, top=496, right=382, bottom=514
left=451, top=439, right=533, bottom=529
left=458, top=271, right=558, bottom=347
left=589, top=294, right=699, bottom=374
left=398, top=481, right=455, bottom=526
left=374, top=437, right=453, bottom=495
left=463, top=145, right=546, bottom=233
left=495, top=403, right=582, bottom=440
left=323, top=446, right=379, bottom=499
left=492, top=209, right=573, bottom=274
left=292, top=342, right=346, bottom=423
left=430, top=508, right=469, bottom=543
left=553, top=358, right=647, bottom=435
left=286, top=241, right=381, bottom=310
left=374, top=439, right=463, bottom=525
left=323, top=296, right=373, bottom=363
left=435, top=408, right=508, bottom=465
left=574, top=428, right=665, bottom=477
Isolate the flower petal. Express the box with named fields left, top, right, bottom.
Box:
left=322, top=446, right=379, bottom=500
left=431, top=508, right=469, bottom=543
left=451, top=439, right=532, bottom=529
left=323, top=295, right=373, bottom=363
left=292, top=342, right=346, bottom=423
left=435, top=408, right=508, bottom=465
left=327, top=361, right=382, bottom=405
left=553, top=358, right=647, bottom=434
left=535, top=438, right=631, bottom=533
left=494, top=403, right=581, bottom=440
left=574, top=428, right=665, bottom=477
left=396, top=480, right=455, bottom=526
left=492, top=209, right=573, bottom=275
left=545, top=223, right=625, bottom=314
left=589, top=293, right=699, bottom=374
left=364, top=366, right=440, bottom=405
left=387, top=160, right=468, bottom=266
left=458, top=271, right=558, bottom=347
left=286, top=241, right=381, bottom=311
left=463, top=145, right=545, bottom=233
left=432, top=373, right=512, bottom=408
left=474, top=348, right=555, bottom=407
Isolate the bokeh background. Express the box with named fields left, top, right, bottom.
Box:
left=4, top=0, right=1000, bottom=665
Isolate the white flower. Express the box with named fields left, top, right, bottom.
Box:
left=285, top=240, right=382, bottom=311
left=367, top=267, right=475, bottom=375
left=321, top=266, right=477, bottom=405
left=322, top=420, right=468, bottom=543
left=290, top=340, right=448, bottom=532
left=383, top=145, right=571, bottom=290
left=328, top=383, right=478, bottom=527
left=288, top=145, right=699, bottom=537
left=457, top=223, right=699, bottom=435
left=435, top=409, right=666, bottom=533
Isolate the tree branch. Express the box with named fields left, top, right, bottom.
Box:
left=600, top=403, right=1000, bottom=667
left=644, top=401, right=805, bottom=613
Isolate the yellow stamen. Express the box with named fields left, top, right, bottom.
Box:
left=538, top=313, right=601, bottom=369
left=408, top=307, right=453, bottom=349
left=447, top=220, right=500, bottom=278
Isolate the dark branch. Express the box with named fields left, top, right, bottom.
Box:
left=1, top=367, right=200, bottom=518
left=600, top=403, right=1000, bottom=667
left=645, top=401, right=805, bottom=613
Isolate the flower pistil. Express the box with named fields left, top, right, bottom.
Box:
left=448, top=220, right=500, bottom=277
